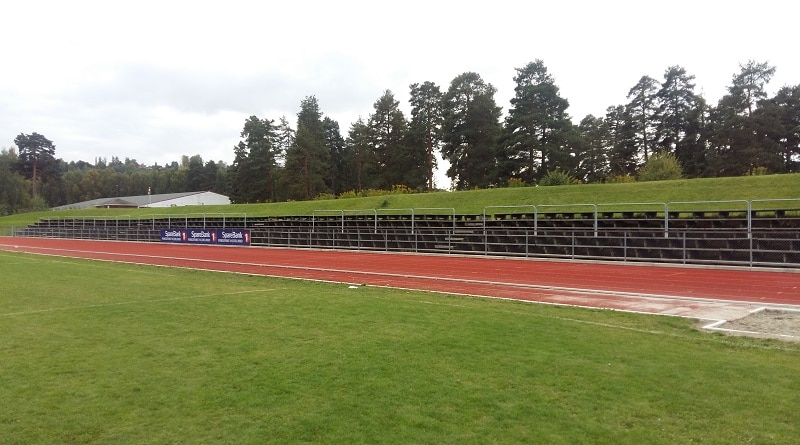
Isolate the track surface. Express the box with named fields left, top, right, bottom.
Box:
left=2, top=237, right=799, bottom=322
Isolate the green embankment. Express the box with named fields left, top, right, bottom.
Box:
left=1, top=174, right=799, bottom=231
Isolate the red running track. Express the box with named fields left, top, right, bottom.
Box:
left=2, top=237, right=799, bottom=321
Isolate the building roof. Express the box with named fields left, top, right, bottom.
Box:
left=53, top=191, right=228, bottom=210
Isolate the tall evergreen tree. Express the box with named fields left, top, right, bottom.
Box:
left=441, top=72, right=502, bottom=189
left=709, top=62, right=779, bottom=175
left=344, top=118, right=379, bottom=192
left=322, top=117, right=347, bottom=195
left=605, top=105, right=638, bottom=176
left=274, top=115, right=295, bottom=166
left=728, top=60, right=776, bottom=117
left=228, top=141, right=249, bottom=203
left=625, top=75, right=659, bottom=162
left=576, top=115, right=610, bottom=183
left=14, top=132, right=56, bottom=197
left=367, top=90, right=418, bottom=189
left=654, top=66, right=698, bottom=153
left=757, top=85, right=800, bottom=172
left=0, top=148, right=32, bottom=214
left=409, top=81, right=443, bottom=190
left=284, top=96, right=331, bottom=200
left=500, top=60, right=574, bottom=184
left=186, top=155, right=205, bottom=191
left=235, top=116, right=279, bottom=202
left=676, top=95, right=711, bottom=177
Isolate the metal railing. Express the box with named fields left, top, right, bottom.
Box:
left=10, top=200, right=800, bottom=268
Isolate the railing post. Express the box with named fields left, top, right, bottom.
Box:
left=525, top=229, right=529, bottom=257
left=571, top=230, right=575, bottom=259
left=623, top=232, right=627, bottom=262
left=682, top=232, right=687, bottom=265
left=747, top=200, right=752, bottom=239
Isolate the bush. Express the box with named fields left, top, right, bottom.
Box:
left=507, top=178, right=526, bottom=188
left=605, top=174, right=636, bottom=183
left=638, top=151, right=683, bottom=182
left=313, top=193, right=337, bottom=201
left=539, top=169, right=576, bottom=186
left=390, top=184, right=414, bottom=194
left=26, top=195, right=50, bottom=211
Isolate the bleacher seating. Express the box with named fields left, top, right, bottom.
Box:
left=14, top=208, right=800, bottom=268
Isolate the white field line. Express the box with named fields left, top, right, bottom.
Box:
left=353, top=289, right=800, bottom=351
left=702, top=307, right=800, bottom=339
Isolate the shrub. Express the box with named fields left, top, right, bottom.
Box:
left=337, top=190, right=361, bottom=199
left=638, top=151, right=683, bottom=182
left=539, top=169, right=576, bottom=186
left=507, top=178, right=526, bottom=188
left=390, top=184, right=414, bottom=194
left=605, top=174, right=636, bottom=183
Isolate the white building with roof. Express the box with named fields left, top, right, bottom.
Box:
left=53, top=191, right=231, bottom=210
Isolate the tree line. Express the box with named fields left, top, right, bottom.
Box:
left=228, top=59, right=799, bottom=202
left=1, top=59, right=798, bottom=213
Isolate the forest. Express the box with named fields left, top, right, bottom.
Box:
left=1, top=59, right=798, bottom=215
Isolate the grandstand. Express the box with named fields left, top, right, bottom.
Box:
left=14, top=199, right=800, bottom=268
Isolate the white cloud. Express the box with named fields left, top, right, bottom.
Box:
left=1, top=0, right=798, bottom=180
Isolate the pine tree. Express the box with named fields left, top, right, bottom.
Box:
left=284, top=96, right=331, bottom=200
left=576, top=115, right=610, bottom=183
left=625, top=75, right=659, bottom=162
left=368, top=90, right=416, bottom=189
left=345, top=118, right=379, bottom=193
left=501, top=60, right=574, bottom=184
left=655, top=66, right=698, bottom=153
left=14, top=132, right=56, bottom=197
left=441, top=72, right=502, bottom=189
left=409, top=81, right=443, bottom=190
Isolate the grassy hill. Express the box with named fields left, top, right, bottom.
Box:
left=2, top=174, right=799, bottom=231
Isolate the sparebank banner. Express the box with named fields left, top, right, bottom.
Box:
left=217, top=229, right=251, bottom=246
left=160, top=229, right=184, bottom=243
left=160, top=229, right=251, bottom=246
left=185, top=229, right=216, bottom=244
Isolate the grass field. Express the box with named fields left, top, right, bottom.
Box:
left=1, top=251, right=800, bottom=444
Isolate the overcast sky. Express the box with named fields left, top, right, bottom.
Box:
left=2, top=0, right=798, bottom=186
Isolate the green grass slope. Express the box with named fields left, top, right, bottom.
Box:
left=2, top=174, right=799, bottom=231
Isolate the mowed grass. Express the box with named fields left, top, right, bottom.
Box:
left=1, top=252, right=799, bottom=444
left=2, top=173, right=799, bottom=231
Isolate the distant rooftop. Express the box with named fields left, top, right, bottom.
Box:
left=53, top=191, right=230, bottom=210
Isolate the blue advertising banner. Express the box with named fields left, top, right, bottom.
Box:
left=185, top=229, right=216, bottom=244
left=160, top=229, right=184, bottom=243
left=160, top=229, right=251, bottom=246
left=216, top=229, right=251, bottom=246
